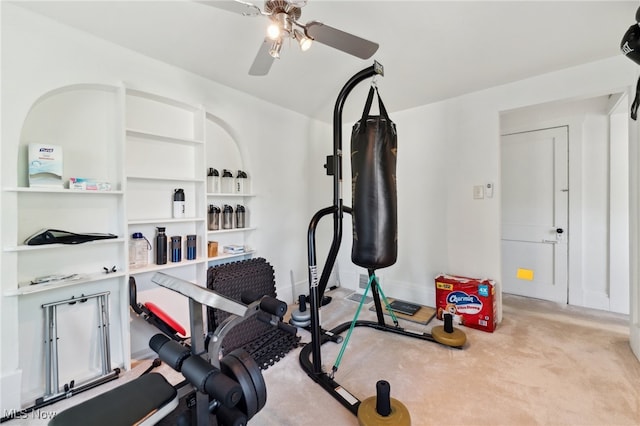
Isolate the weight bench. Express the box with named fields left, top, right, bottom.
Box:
left=49, top=372, right=177, bottom=426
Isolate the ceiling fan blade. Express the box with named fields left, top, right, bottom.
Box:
left=196, top=0, right=262, bottom=17
left=249, top=39, right=276, bottom=76
left=305, top=21, right=379, bottom=59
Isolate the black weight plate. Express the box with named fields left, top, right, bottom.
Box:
left=227, top=349, right=267, bottom=411
left=221, top=353, right=259, bottom=419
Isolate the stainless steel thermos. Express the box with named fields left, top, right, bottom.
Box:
left=235, top=204, right=246, bottom=228
left=208, top=205, right=220, bottom=230
left=222, top=205, right=233, bottom=229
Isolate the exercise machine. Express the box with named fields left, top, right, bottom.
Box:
left=300, top=61, right=466, bottom=418
left=50, top=272, right=287, bottom=425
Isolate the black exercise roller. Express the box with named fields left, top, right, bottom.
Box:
left=350, top=86, right=398, bottom=270
left=258, top=296, right=287, bottom=318
left=149, top=334, right=190, bottom=371
left=181, top=355, right=243, bottom=408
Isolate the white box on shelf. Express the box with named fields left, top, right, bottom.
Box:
left=69, top=177, right=112, bottom=191
left=222, top=244, right=245, bottom=254
left=28, top=143, right=63, bottom=188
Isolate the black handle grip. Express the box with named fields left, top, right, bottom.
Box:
left=375, top=380, right=391, bottom=417
left=259, top=296, right=287, bottom=317
left=149, top=334, right=190, bottom=371
left=443, top=313, right=454, bottom=333
left=298, top=294, right=307, bottom=313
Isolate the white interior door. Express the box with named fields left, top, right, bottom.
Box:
left=501, top=127, right=569, bottom=303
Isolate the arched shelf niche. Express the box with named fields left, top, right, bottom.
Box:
left=205, top=112, right=249, bottom=188
left=17, top=83, right=123, bottom=189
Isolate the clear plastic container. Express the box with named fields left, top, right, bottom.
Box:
left=129, top=232, right=150, bottom=268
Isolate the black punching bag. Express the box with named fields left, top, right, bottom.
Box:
left=350, top=86, right=398, bottom=269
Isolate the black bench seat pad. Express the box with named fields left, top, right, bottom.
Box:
left=49, top=373, right=176, bottom=426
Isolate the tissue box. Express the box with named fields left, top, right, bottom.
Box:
left=28, top=144, right=63, bottom=188
left=435, top=274, right=497, bottom=333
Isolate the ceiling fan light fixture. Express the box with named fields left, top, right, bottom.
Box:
left=295, top=29, right=312, bottom=51
left=267, top=22, right=281, bottom=40
left=269, top=39, right=283, bottom=59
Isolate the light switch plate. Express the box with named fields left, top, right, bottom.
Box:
left=473, top=185, right=484, bottom=199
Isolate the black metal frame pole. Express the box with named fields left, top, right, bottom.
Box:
left=306, top=61, right=384, bottom=374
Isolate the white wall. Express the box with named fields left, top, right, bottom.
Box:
left=335, top=56, right=638, bottom=325
left=0, top=3, right=329, bottom=408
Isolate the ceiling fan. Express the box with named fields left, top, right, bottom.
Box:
left=202, top=0, right=379, bottom=75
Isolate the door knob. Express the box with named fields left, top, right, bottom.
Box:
left=556, top=228, right=564, bottom=234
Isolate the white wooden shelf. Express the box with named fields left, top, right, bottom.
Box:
left=126, top=175, right=204, bottom=183
left=207, top=227, right=256, bottom=235
left=128, top=217, right=206, bottom=226
left=206, top=193, right=255, bottom=197
left=4, top=187, right=123, bottom=195
left=5, top=271, right=127, bottom=297
left=208, top=250, right=256, bottom=262
left=126, top=129, right=203, bottom=146
left=4, top=238, right=125, bottom=252
left=128, top=258, right=207, bottom=275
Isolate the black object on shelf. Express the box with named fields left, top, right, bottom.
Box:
left=25, top=229, right=117, bottom=245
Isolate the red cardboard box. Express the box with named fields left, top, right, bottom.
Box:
left=435, top=274, right=497, bottom=333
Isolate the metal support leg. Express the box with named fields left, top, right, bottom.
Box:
left=98, top=294, right=112, bottom=376
left=189, top=297, right=211, bottom=426
left=43, top=304, right=59, bottom=399
left=38, top=292, right=119, bottom=406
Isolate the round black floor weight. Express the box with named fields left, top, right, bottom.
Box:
left=289, top=294, right=311, bottom=328
left=219, top=349, right=267, bottom=421
left=431, top=313, right=467, bottom=347
left=357, top=380, right=411, bottom=426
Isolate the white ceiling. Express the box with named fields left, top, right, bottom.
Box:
left=13, top=1, right=640, bottom=122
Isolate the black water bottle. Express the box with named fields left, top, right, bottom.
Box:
left=156, top=227, right=167, bottom=265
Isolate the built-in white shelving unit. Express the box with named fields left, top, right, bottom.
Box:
left=1, top=84, right=256, bottom=404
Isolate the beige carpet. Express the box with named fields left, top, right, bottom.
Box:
left=12, top=290, right=639, bottom=425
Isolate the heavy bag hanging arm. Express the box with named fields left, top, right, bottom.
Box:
left=306, top=61, right=384, bottom=374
